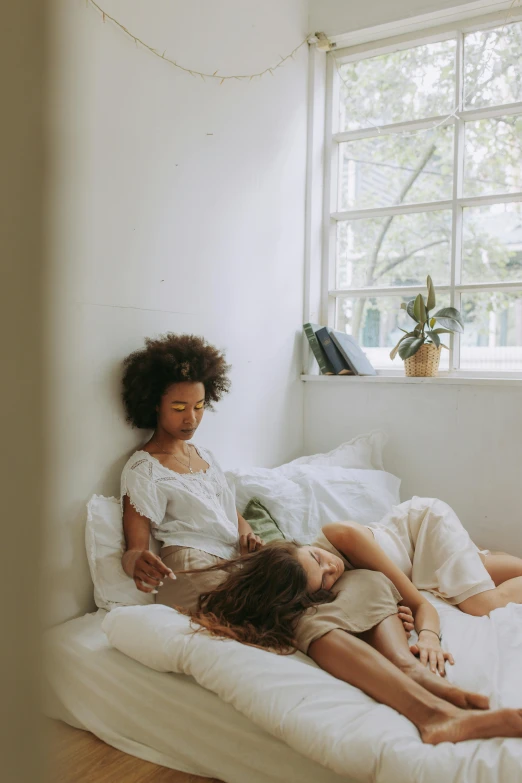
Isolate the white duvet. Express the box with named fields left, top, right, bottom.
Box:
left=103, top=596, right=522, bottom=783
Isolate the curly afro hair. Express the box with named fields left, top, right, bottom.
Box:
left=122, top=333, right=231, bottom=429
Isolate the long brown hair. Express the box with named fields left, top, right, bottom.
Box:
left=177, top=541, right=336, bottom=654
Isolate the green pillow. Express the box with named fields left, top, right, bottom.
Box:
left=242, top=497, right=286, bottom=543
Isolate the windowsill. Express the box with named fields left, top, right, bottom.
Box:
left=301, top=373, right=522, bottom=386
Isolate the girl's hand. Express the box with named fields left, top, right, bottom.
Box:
left=239, top=532, right=264, bottom=555
left=123, top=549, right=176, bottom=593
left=410, top=630, right=454, bottom=676
left=397, top=605, right=415, bottom=637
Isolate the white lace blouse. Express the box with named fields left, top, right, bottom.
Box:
left=120, top=445, right=240, bottom=560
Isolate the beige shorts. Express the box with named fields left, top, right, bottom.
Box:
left=155, top=545, right=228, bottom=612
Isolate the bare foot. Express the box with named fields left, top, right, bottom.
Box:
left=404, top=663, right=489, bottom=711
left=421, top=708, right=522, bottom=745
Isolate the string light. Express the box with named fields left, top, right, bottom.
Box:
left=86, top=0, right=311, bottom=82
left=86, top=0, right=521, bottom=114
left=335, top=0, right=522, bottom=137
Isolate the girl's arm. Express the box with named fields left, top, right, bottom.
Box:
left=122, top=496, right=175, bottom=591
left=322, top=522, right=453, bottom=675
left=237, top=510, right=263, bottom=554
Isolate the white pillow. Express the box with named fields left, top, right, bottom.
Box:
left=226, top=465, right=401, bottom=543
left=103, top=604, right=192, bottom=672
left=85, top=494, right=160, bottom=611
left=285, top=430, right=387, bottom=471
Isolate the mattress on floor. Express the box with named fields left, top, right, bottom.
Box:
left=43, top=610, right=354, bottom=783
left=102, top=597, right=522, bottom=783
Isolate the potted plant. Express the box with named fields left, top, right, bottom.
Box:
left=390, top=276, right=464, bottom=377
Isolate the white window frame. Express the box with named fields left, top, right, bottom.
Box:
left=318, top=6, right=522, bottom=379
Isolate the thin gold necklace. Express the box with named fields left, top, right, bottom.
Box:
left=150, top=443, right=193, bottom=474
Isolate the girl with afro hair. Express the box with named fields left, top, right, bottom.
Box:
left=120, top=334, right=263, bottom=610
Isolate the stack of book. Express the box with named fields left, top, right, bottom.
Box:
left=304, top=323, right=377, bottom=376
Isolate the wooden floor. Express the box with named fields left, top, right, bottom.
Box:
left=49, top=720, right=223, bottom=783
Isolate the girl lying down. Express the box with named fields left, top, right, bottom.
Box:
left=178, top=503, right=522, bottom=746
left=117, top=333, right=522, bottom=743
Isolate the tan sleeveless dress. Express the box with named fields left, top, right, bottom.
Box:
left=293, top=532, right=401, bottom=654
left=156, top=532, right=402, bottom=653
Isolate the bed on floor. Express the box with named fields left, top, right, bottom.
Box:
left=44, top=594, right=522, bottom=783
left=44, top=610, right=351, bottom=783
left=43, top=434, right=522, bottom=783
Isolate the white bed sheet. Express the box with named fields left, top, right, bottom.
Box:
left=44, top=598, right=522, bottom=783
left=43, top=610, right=354, bottom=783
left=103, top=597, right=522, bottom=783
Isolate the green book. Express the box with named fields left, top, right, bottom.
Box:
left=303, top=323, right=335, bottom=375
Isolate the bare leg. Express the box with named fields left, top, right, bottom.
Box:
left=459, top=575, right=522, bottom=616
left=484, top=553, right=522, bottom=586
left=359, top=614, right=489, bottom=710
left=308, top=629, right=522, bottom=744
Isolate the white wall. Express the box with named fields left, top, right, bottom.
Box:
left=45, top=0, right=309, bottom=624
left=303, top=380, right=522, bottom=557
left=303, top=0, right=522, bottom=559
left=308, top=0, right=485, bottom=37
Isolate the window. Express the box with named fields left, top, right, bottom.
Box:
left=324, top=16, right=522, bottom=373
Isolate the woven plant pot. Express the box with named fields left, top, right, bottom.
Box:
left=404, top=343, right=441, bottom=377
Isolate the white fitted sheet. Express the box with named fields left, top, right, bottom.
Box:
left=44, top=596, right=522, bottom=783
left=43, top=610, right=354, bottom=783
left=103, top=598, right=522, bottom=783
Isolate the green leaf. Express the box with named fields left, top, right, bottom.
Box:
left=440, top=343, right=449, bottom=350
left=398, top=336, right=425, bottom=360
left=433, top=307, right=464, bottom=328
left=426, top=275, right=436, bottom=312
left=413, top=294, right=421, bottom=323
left=413, top=294, right=427, bottom=325
left=400, top=303, right=407, bottom=311
left=389, top=332, right=415, bottom=360
left=430, top=317, right=436, bottom=328
left=431, top=328, right=453, bottom=335
left=433, top=317, right=464, bottom=333
left=389, top=343, right=401, bottom=360
left=427, top=330, right=440, bottom=348
left=406, top=299, right=417, bottom=322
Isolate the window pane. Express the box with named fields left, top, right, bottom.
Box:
left=339, top=40, right=456, bottom=132
left=336, top=211, right=451, bottom=289
left=464, top=21, right=522, bottom=109
left=464, top=115, right=522, bottom=197
left=460, top=292, right=522, bottom=370
left=335, top=295, right=450, bottom=370
left=338, top=126, right=454, bottom=211
left=462, top=203, right=522, bottom=284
